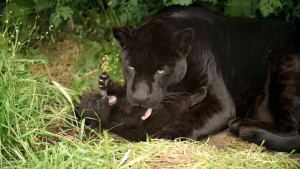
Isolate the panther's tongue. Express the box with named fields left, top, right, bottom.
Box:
left=141, top=108, right=152, bottom=120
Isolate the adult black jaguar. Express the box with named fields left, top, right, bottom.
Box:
left=110, top=5, right=300, bottom=152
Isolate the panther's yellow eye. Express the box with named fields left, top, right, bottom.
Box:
left=157, top=70, right=164, bottom=74
left=129, top=66, right=134, bottom=70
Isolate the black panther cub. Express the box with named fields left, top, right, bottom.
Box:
left=74, top=72, right=207, bottom=141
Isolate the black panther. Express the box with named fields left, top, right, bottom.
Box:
left=110, top=5, right=300, bottom=152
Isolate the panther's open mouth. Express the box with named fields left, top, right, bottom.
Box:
left=141, top=108, right=152, bottom=120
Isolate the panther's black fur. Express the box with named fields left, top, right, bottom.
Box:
left=111, top=6, right=300, bottom=152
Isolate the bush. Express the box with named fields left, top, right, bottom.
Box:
left=3, top=0, right=300, bottom=92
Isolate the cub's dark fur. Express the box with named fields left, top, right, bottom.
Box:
left=74, top=72, right=207, bottom=141
left=111, top=5, right=300, bottom=152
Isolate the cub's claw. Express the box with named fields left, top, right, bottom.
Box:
left=99, top=72, right=112, bottom=90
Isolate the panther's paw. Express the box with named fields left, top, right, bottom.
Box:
left=151, top=124, right=182, bottom=140
left=228, top=117, right=260, bottom=135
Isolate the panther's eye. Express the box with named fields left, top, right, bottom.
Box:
left=129, top=66, right=134, bottom=70
left=157, top=70, right=164, bottom=74
left=94, top=100, right=99, bottom=107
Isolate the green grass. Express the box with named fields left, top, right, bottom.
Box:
left=0, top=4, right=299, bottom=169
left=1, top=57, right=299, bottom=168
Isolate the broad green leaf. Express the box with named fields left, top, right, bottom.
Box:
left=50, top=6, right=73, bottom=28
left=27, top=48, right=49, bottom=62
left=224, top=0, right=258, bottom=17
left=293, top=2, right=300, bottom=17
left=111, top=0, right=118, bottom=8
left=59, top=6, right=74, bottom=20
left=32, top=0, right=56, bottom=12
left=0, top=58, right=3, bottom=71
left=0, top=36, right=8, bottom=45
left=5, top=3, right=21, bottom=16
left=50, top=11, right=62, bottom=28
left=0, top=75, right=6, bottom=101
left=258, top=0, right=282, bottom=17
left=72, top=75, right=81, bottom=90
left=284, top=0, right=294, bottom=9
left=272, top=0, right=283, bottom=8
left=104, top=41, right=113, bottom=54
left=164, top=0, right=193, bottom=6
left=78, top=76, right=90, bottom=91
left=15, top=53, right=25, bottom=59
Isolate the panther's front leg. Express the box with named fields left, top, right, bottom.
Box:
left=153, top=78, right=235, bottom=140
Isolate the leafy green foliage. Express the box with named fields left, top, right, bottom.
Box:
left=50, top=6, right=74, bottom=28
left=27, top=47, right=48, bottom=62
left=255, top=0, right=300, bottom=22
left=0, top=20, right=76, bottom=165
left=1, top=1, right=300, bottom=168
left=72, top=74, right=90, bottom=91
left=6, top=0, right=300, bottom=92
left=32, top=0, right=56, bottom=12
left=258, top=0, right=282, bottom=17
left=164, top=0, right=193, bottom=6
left=224, top=0, right=258, bottom=17
left=112, top=0, right=164, bottom=27
left=295, top=2, right=300, bottom=17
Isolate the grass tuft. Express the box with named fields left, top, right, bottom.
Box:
left=0, top=4, right=299, bottom=169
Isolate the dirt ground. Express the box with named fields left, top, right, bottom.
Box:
left=200, top=129, right=300, bottom=159
left=32, top=38, right=300, bottom=160
left=37, top=120, right=300, bottom=160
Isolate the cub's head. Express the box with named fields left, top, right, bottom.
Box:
left=113, top=19, right=194, bottom=116
left=77, top=90, right=117, bottom=125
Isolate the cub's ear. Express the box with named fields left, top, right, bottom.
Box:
left=78, top=95, right=83, bottom=100
left=175, top=28, right=194, bottom=56
left=108, top=95, right=117, bottom=106
left=112, top=26, right=133, bottom=47
left=122, top=102, right=133, bottom=114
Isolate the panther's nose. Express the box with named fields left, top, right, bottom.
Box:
left=131, top=93, right=149, bottom=105
left=131, top=81, right=150, bottom=106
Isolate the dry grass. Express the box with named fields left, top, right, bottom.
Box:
left=43, top=121, right=299, bottom=168
left=27, top=37, right=300, bottom=168
left=30, top=38, right=81, bottom=89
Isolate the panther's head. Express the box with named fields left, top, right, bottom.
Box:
left=113, top=19, right=194, bottom=120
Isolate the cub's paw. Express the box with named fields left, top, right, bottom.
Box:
left=99, top=72, right=112, bottom=90
left=189, top=86, right=207, bottom=107
left=200, top=86, right=207, bottom=93
left=194, top=86, right=207, bottom=94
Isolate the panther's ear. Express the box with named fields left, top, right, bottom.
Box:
left=174, top=28, right=194, bottom=56
left=113, top=26, right=133, bottom=47
left=78, top=95, right=83, bottom=100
